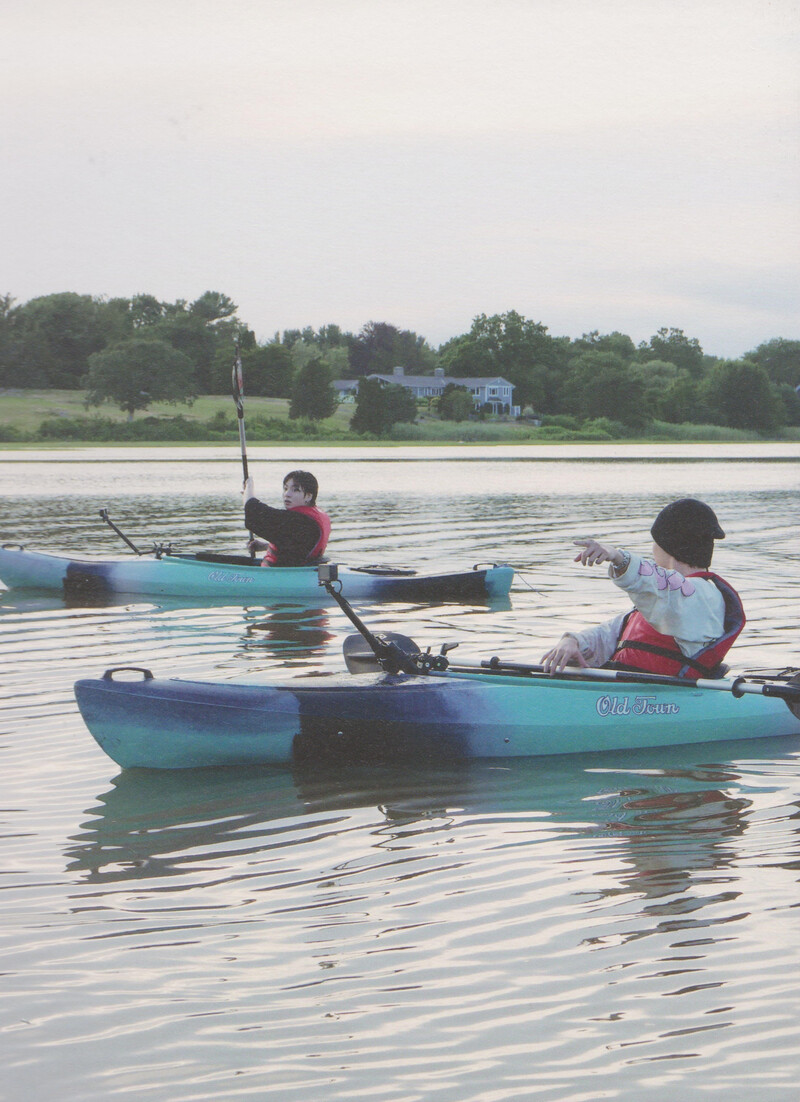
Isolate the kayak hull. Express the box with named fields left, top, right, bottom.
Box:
left=0, top=547, right=513, bottom=603
left=73, top=667, right=800, bottom=770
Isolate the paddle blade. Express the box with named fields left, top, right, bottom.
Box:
left=787, top=673, right=800, bottom=719
left=231, top=341, right=245, bottom=414
left=343, top=632, right=420, bottom=674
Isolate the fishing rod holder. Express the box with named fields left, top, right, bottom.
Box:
left=99, top=509, right=172, bottom=558
left=318, top=564, right=458, bottom=675
left=317, top=562, right=338, bottom=584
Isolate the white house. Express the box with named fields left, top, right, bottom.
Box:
left=332, top=366, right=520, bottom=416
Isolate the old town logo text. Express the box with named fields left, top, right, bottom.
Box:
left=596, top=695, right=679, bottom=717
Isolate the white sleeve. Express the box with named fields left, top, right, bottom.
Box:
left=570, top=613, right=628, bottom=667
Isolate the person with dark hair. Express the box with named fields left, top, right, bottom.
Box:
left=541, top=498, right=745, bottom=678
left=243, top=470, right=331, bottom=567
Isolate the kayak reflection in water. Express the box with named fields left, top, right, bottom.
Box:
left=242, top=470, right=331, bottom=567
left=541, top=498, right=745, bottom=679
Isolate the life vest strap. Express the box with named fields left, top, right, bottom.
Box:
left=610, top=638, right=719, bottom=676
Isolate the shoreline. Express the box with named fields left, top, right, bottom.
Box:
left=3, top=430, right=800, bottom=452
left=3, top=390, right=799, bottom=450
left=3, top=441, right=800, bottom=463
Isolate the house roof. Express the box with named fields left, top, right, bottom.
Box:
left=365, top=374, right=514, bottom=388
left=332, top=375, right=515, bottom=395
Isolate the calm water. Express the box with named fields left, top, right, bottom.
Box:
left=2, top=444, right=800, bottom=1101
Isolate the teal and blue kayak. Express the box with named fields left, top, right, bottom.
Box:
left=0, top=546, right=513, bottom=603
left=74, top=661, right=800, bottom=770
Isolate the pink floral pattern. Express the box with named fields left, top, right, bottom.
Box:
left=638, top=559, right=696, bottom=596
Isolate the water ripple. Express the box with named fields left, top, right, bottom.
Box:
left=3, top=451, right=800, bottom=1101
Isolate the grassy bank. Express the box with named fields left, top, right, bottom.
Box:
left=0, top=390, right=354, bottom=432
left=1, top=389, right=798, bottom=446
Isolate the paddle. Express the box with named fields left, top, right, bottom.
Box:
left=231, top=338, right=249, bottom=484
left=232, top=339, right=255, bottom=557
left=471, top=657, right=800, bottom=715
left=344, top=642, right=800, bottom=715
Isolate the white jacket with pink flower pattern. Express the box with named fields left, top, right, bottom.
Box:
left=569, top=552, right=726, bottom=668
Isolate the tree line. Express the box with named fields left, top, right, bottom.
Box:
left=0, top=290, right=798, bottom=435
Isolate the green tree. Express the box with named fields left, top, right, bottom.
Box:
left=438, top=383, right=474, bottom=421
left=84, top=338, right=196, bottom=419
left=350, top=377, right=417, bottom=435
left=100, top=297, right=139, bottom=344
left=116, top=291, right=241, bottom=392
left=151, top=312, right=217, bottom=391
left=290, top=338, right=350, bottom=382
left=439, top=311, right=569, bottom=410
left=348, top=321, right=437, bottom=377
left=562, top=351, right=648, bottom=429
left=637, top=327, right=704, bottom=377
left=13, top=292, right=118, bottom=388
left=243, top=342, right=295, bottom=397
left=745, top=338, right=800, bottom=387
left=774, top=383, right=800, bottom=426
left=289, top=358, right=337, bottom=420
left=570, top=330, right=636, bottom=361
left=188, top=291, right=237, bottom=323
left=0, top=294, right=21, bottom=385
left=316, top=323, right=350, bottom=351
left=128, top=293, right=167, bottom=328
left=629, top=359, right=697, bottom=423
left=700, top=360, right=783, bottom=433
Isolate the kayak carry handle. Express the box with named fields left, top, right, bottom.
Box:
left=102, top=667, right=154, bottom=681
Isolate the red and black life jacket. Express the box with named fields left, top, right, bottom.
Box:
left=260, top=506, right=331, bottom=567
left=611, top=571, right=745, bottom=678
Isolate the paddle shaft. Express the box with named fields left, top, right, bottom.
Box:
left=232, top=340, right=256, bottom=557
left=470, top=657, right=800, bottom=705
left=232, top=340, right=249, bottom=484
left=343, top=640, right=800, bottom=702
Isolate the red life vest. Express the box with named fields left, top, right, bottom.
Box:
left=611, top=571, right=745, bottom=678
left=260, top=506, right=331, bottom=567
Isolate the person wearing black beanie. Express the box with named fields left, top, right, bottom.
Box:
left=649, top=498, right=725, bottom=571
left=541, top=499, right=745, bottom=679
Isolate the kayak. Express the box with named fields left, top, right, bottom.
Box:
left=74, top=662, right=800, bottom=770
left=0, top=546, right=513, bottom=603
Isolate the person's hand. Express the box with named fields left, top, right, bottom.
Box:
left=242, top=476, right=255, bottom=503
left=573, top=538, right=624, bottom=568
left=541, top=634, right=587, bottom=675
left=247, top=538, right=267, bottom=553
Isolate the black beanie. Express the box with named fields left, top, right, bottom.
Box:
left=650, top=498, right=725, bottom=569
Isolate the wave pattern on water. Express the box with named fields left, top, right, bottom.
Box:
left=2, top=449, right=800, bottom=1101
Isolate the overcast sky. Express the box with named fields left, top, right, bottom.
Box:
left=3, top=0, right=798, bottom=358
